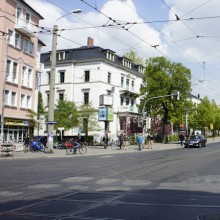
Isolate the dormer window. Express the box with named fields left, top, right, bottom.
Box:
left=138, top=66, right=144, bottom=74
left=106, top=51, right=115, bottom=61
left=123, top=59, right=131, bottom=69
left=56, top=52, right=66, bottom=61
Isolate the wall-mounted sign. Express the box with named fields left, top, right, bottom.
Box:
left=98, top=107, right=113, bottom=121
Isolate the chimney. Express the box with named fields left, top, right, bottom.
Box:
left=87, top=37, right=94, bottom=47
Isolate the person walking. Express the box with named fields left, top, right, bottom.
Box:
left=147, top=133, right=153, bottom=149
left=118, top=133, right=123, bottom=149
left=137, top=133, right=143, bottom=151
left=179, top=133, right=185, bottom=146
left=103, top=131, right=108, bottom=149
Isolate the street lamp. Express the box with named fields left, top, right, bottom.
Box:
left=47, top=9, right=82, bottom=151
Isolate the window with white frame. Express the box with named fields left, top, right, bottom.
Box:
left=23, top=39, right=34, bottom=55
left=59, top=93, right=64, bottom=101
left=84, top=92, right=89, bottom=104
left=5, top=90, right=9, bottom=105
left=121, top=76, right=124, bottom=87
left=20, top=94, right=25, bottom=108
left=47, top=71, right=50, bottom=84
left=12, top=62, right=18, bottom=83
left=27, top=96, right=31, bottom=109
left=11, top=92, right=16, bottom=106
left=126, top=78, right=129, bottom=90
left=84, top=70, right=90, bottom=82
left=131, top=99, right=134, bottom=107
left=59, top=71, right=65, bottom=83
left=120, top=97, right=124, bottom=106
left=131, top=80, right=134, bottom=90
left=6, top=60, right=11, bottom=80
left=15, top=33, right=21, bottom=48
left=8, top=30, right=21, bottom=49
left=22, top=66, right=26, bottom=86
left=16, top=6, right=22, bottom=25
left=46, top=94, right=50, bottom=106
left=27, top=68, right=32, bottom=87
left=108, top=72, right=111, bottom=83
left=126, top=97, right=130, bottom=106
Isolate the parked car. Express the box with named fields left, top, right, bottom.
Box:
left=184, top=135, right=207, bottom=148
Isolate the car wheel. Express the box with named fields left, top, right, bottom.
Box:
left=204, top=142, right=207, bottom=147
left=198, top=143, right=201, bottom=148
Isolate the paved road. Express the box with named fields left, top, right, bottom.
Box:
left=0, top=138, right=220, bottom=220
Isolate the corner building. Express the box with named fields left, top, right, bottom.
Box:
left=40, top=38, right=144, bottom=140
left=0, top=0, right=44, bottom=141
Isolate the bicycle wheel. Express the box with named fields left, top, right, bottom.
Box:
left=66, top=147, right=74, bottom=155
left=111, top=143, right=118, bottom=150
left=79, top=146, right=87, bottom=154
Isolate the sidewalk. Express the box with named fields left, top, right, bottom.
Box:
left=1, top=137, right=220, bottom=160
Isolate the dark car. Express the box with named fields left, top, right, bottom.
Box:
left=184, top=135, right=207, bottom=148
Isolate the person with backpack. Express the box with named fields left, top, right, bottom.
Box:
left=137, top=133, right=143, bottom=151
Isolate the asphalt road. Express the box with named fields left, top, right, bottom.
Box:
left=1, top=142, right=220, bottom=220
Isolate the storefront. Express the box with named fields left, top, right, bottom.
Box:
left=1, top=118, right=34, bottom=141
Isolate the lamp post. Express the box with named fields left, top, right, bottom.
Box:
left=47, top=9, right=82, bottom=151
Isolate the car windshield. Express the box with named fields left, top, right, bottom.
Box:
left=189, top=135, right=199, bottom=140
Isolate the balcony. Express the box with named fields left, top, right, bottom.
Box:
left=15, top=20, right=37, bottom=37
left=117, top=106, right=135, bottom=113
left=119, top=86, right=139, bottom=96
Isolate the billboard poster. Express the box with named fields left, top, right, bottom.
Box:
left=107, top=108, right=113, bottom=121
left=98, top=107, right=107, bottom=121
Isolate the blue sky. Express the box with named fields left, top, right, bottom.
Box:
left=26, top=0, right=220, bottom=104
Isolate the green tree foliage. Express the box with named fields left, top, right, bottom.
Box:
left=54, top=100, right=79, bottom=130
left=26, top=91, right=46, bottom=136
left=140, top=56, right=191, bottom=143
left=78, top=103, right=101, bottom=136
left=124, top=50, right=145, bottom=65
left=190, top=96, right=220, bottom=131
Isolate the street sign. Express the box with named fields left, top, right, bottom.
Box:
left=45, top=121, right=58, bottom=125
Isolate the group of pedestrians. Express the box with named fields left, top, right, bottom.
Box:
left=137, top=133, right=154, bottom=151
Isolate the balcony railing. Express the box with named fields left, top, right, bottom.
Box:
left=15, top=20, right=37, bottom=37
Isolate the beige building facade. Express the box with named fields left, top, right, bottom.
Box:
left=0, top=0, right=44, bottom=141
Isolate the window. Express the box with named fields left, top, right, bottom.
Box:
left=20, top=94, right=25, bottom=108
left=6, top=60, right=11, bottom=80
left=131, top=99, right=134, bottom=107
left=126, top=79, right=129, bottom=90
left=59, top=71, right=65, bottom=83
left=126, top=98, right=129, bottom=106
left=22, top=66, right=26, bottom=86
left=16, top=7, right=22, bottom=25
left=23, top=39, right=34, bottom=55
left=5, top=90, right=9, bottom=105
left=108, top=72, right=111, bottom=83
left=47, top=94, right=50, bottom=106
left=131, top=80, right=134, bottom=90
left=121, top=76, right=124, bottom=87
left=84, top=92, right=89, bottom=104
left=84, top=70, right=90, bottom=82
left=15, top=33, right=21, bottom=48
left=56, top=52, right=65, bottom=60
left=27, top=96, right=31, bottom=109
left=27, top=68, right=32, bottom=87
left=120, top=97, right=124, bottom=106
left=11, top=92, right=16, bottom=106
left=12, top=62, right=18, bottom=83
left=47, top=72, right=50, bottom=84
left=59, top=93, right=64, bottom=101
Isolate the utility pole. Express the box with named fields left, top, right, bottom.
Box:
left=1, top=33, right=10, bottom=143
left=47, top=25, right=58, bottom=151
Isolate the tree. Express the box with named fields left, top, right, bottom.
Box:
left=54, top=100, right=79, bottom=131
left=124, top=50, right=145, bottom=65
left=26, top=91, right=46, bottom=136
left=140, top=56, right=191, bottom=143
left=78, top=103, right=101, bottom=136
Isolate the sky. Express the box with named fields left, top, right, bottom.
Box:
left=25, top=0, right=220, bottom=105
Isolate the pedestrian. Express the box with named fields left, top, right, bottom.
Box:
left=179, top=133, right=185, bottom=146
left=103, top=131, right=108, bottom=149
left=118, top=133, right=123, bottom=149
left=137, top=133, right=143, bottom=151
left=147, top=133, right=153, bottom=149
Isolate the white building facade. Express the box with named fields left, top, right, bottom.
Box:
left=40, top=38, right=144, bottom=140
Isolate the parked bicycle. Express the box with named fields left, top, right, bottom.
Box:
left=66, top=139, right=87, bottom=155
